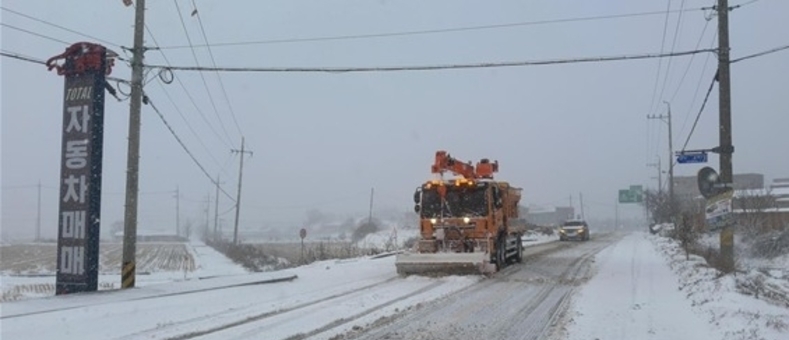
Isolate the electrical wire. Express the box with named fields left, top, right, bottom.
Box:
left=645, top=0, right=674, bottom=164
left=646, top=0, right=674, bottom=120
left=656, top=0, right=687, bottom=111
left=669, top=19, right=711, bottom=103
left=0, top=50, right=47, bottom=64
left=190, top=0, right=244, bottom=138
left=147, top=48, right=717, bottom=74
left=154, top=79, right=228, bottom=172
left=142, top=93, right=237, bottom=203
left=1, top=22, right=70, bottom=45
left=1, top=7, right=122, bottom=49
left=144, top=24, right=234, bottom=150
left=677, top=30, right=717, bottom=141
left=173, top=0, right=236, bottom=148
left=680, top=72, right=718, bottom=152
left=153, top=7, right=708, bottom=50
left=732, top=44, right=789, bottom=63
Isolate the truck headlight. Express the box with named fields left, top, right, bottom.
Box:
left=463, top=217, right=471, bottom=223
left=430, top=218, right=437, bottom=224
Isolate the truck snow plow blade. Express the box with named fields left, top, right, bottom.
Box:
left=395, top=252, right=495, bottom=276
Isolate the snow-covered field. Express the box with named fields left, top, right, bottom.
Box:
left=0, top=240, right=249, bottom=302
left=560, top=232, right=789, bottom=340
left=1, top=254, right=480, bottom=340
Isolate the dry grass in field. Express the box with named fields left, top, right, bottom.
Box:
left=0, top=242, right=195, bottom=275
left=99, top=243, right=196, bottom=273
left=250, top=241, right=382, bottom=265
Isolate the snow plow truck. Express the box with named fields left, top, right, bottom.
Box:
left=395, top=150, right=526, bottom=276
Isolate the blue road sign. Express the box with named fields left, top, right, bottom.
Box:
left=677, top=152, right=708, bottom=164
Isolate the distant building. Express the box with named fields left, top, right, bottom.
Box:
left=770, top=177, right=789, bottom=209
left=524, top=206, right=575, bottom=226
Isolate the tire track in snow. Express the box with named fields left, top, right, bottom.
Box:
left=126, top=276, right=401, bottom=340
left=338, top=233, right=621, bottom=340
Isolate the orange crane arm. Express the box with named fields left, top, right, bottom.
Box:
left=431, top=150, right=476, bottom=178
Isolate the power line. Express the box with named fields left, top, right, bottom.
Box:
left=0, top=50, right=48, bottom=64
left=152, top=7, right=708, bottom=50
left=1, top=22, right=70, bottom=45
left=645, top=0, right=675, bottom=163
left=731, top=44, right=789, bottom=63
left=677, top=30, right=717, bottom=140
left=646, top=0, right=674, bottom=120
left=680, top=71, right=718, bottom=151
left=146, top=48, right=717, bottom=74
left=173, top=0, right=236, bottom=148
left=142, top=93, right=237, bottom=203
left=669, top=19, right=711, bottom=103
left=1, top=49, right=130, bottom=98
left=189, top=0, right=244, bottom=138
left=154, top=79, right=228, bottom=172
left=144, top=25, right=234, bottom=150
left=1, top=6, right=121, bottom=48
left=656, top=0, right=687, bottom=112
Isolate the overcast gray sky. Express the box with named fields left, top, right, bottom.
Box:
left=2, top=0, right=787, bottom=240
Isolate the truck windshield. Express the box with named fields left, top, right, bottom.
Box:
left=419, top=185, right=488, bottom=218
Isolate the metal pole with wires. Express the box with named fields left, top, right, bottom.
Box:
left=122, top=0, right=146, bottom=290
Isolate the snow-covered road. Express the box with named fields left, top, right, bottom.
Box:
left=336, top=233, right=622, bottom=340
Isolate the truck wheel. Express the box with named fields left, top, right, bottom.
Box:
left=516, top=239, right=523, bottom=263
left=497, top=239, right=506, bottom=269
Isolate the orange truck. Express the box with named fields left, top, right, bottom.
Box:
left=395, top=150, right=526, bottom=276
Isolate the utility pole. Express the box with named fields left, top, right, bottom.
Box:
left=579, top=192, right=585, bottom=220
left=214, top=174, right=220, bottom=240
left=717, top=0, right=735, bottom=273
left=665, top=101, right=675, bottom=214
left=204, top=194, right=210, bottom=239
left=648, top=102, right=674, bottom=216
left=647, top=156, right=663, bottom=195
left=231, top=137, right=252, bottom=245
left=368, top=187, right=375, bottom=225
left=122, top=0, right=146, bottom=289
left=174, top=186, right=180, bottom=237
left=36, top=180, right=41, bottom=242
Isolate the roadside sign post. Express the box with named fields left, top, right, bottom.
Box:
left=697, top=166, right=734, bottom=233
left=618, top=185, right=643, bottom=204
left=46, top=42, right=113, bottom=295
left=676, top=151, right=708, bottom=164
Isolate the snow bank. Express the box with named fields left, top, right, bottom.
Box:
left=562, top=233, right=721, bottom=340
left=651, top=233, right=789, bottom=340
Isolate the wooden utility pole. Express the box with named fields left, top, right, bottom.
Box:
left=214, top=174, right=220, bottom=239
left=122, top=0, right=146, bottom=289
left=368, top=187, right=374, bottom=225
left=717, top=0, right=735, bottom=273
left=231, top=137, right=252, bottom=245
left=36, top=180, right=41, bottom=241
left=175, top=186, right=180, bottom=237
left=648, top=105, right=673, bottom=205
left=647, top=156, right=663, bottom=195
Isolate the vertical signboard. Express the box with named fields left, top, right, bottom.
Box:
left=47, top=42, right=111, bottom=295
